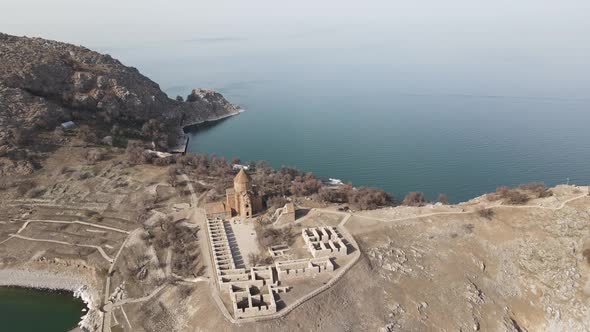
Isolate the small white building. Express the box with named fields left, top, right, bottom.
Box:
left=61, top=121, right=76, bottom=129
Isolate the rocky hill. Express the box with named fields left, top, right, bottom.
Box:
left=0, top=33, right=240, bottom=158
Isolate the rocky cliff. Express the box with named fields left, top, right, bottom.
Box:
left=0, top=33, right=240, bottom=156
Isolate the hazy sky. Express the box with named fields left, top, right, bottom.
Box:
left=2, top=1, right=589, bottom=98
left=2, top=0, right=589, bottom=48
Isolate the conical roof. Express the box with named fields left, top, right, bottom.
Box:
left=234, top=168, right=251, bottom=184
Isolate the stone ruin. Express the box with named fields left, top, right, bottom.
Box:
left=302, top=226, right=348, bottom=258
left=272, top=202, right=296, bottom=224
left=275, top=257, right=334, bottom=280
left=206, top=219, right=352, bottom=320
left=268, top=243, right=290, bottom=258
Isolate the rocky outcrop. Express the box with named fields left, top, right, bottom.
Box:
left=184, top=89, right=240, bottom=126
left=0, top=32, right=239, bottom=156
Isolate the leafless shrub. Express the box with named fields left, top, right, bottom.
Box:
left=477, top=208, right=495, bottom=220
left=248, top=253, right=262, bottom=266
left=519, top=182, right=553, bottom=198
left=83, top=148, right=105, bottom=165
left=59, top=166, right=73, bottom=175
left=488, top=186, right=530, bottom=205
left=126, top=140, right=146, bottom=165
left=318, top=185, right=351, bottom=204
left=192, top=181, right=207, bottom=193
left=462, top=223, right=475, bottom=233
left=348, top=187, right=393, bottom=210
left=256, top=224, right=296, bottom=248
left=402, top=192, right=428, bottom=207
left=9, top=127, right=30, bottom=146
left=504, top=190, right=529, bottom=204
left=437, top=193, right=449, bottom=204
left=140, top=231, right=153, bottom=243
left=53, top=126, right=65, bottom=137
left=77, top=125, right=97, bottom=144
left=157, top=222, right=201, bottom=277
left=16, top=180, right=36, bottom=196
left=136, top=194, right=156, bottom=224
left=84, top=210, right=99, bottom=218
left=152, top=157, right=172, bottom=166
left=291, top=173, right=322, bottom=196
left=0, top=180, right=16, bottom=191
left=167, top=166, right=178, bottom=187
left=89, top=214, right=103, bottom=223
left=26, top=186, right=46, bottom=198
left=179, top=285, right=194, bottom=299
left=141, top=119, right=170, bottom=150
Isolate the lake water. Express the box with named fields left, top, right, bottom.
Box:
left=0, top=287, right=85, bottom=332
left=183, top=91, right=590, bottom=203
left=100, top=36, right=590, bottom=203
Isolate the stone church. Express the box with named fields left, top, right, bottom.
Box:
left=205, top=168, right=263, bottom=219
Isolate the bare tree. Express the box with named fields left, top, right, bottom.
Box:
left=437, top=193, right=449, bottom=204
left=83, top=149, right=105, bottom=165
left=126, top=140, right=145, bottom=165
left=402, top=192, right=428, bottom=206
left=478, top=208, right=495, bottom=220
left=167, top=166, right=178, bottom=187
left=291, top=172, right=321, bottom=196
left=348, top=187, right=393, bottom=210
left=77, top=125, right=97, bottom=144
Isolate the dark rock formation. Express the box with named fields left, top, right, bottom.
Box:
left=184, top=89, right=241, bottom=126
left=0, top=32, right=239, bottom=158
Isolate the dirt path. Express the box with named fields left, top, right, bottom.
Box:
left=165, top=248, right=172, bottom=277
left=102, top=228, right=141, bottom=332
left=12, top=219, right=130, bottom=234
left=354, top=192, right=589, bottom=224
left=111, top=284, right=167, bottom=307
left=8, top=234, right=114, bottom=262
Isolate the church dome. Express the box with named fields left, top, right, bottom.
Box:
left=234, top=168, right=252, bottom=192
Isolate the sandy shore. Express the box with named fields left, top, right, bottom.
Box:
left=0, top=268, right=101, bottom=331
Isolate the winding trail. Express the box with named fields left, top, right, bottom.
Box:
left=172, top=275, right=208, bottom=283
left=165, top=248, right=173, bottom=277
left=351, top=191, right=589, bottom=224
left=111, top=284, right=168, bottom=307
left=102, top=228, right=140, bottom=332
left=12, top=219, right=130, bottom=234
left=8, top=234, right=114, bottom=262
left=0, top=236, right=13, bottom=245
left=119, top=306, right=132, bottom=330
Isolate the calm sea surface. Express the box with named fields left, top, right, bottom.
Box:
left=0, top=287, right=85, bottom=332
left=100, top=37, right=590, bottom=203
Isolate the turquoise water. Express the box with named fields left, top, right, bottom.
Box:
left=0, top=287, right=85, bottom=332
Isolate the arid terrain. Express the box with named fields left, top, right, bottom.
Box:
left=1, top=33, right=589, bottom=332
left=1, top=143, right=588, bottom=332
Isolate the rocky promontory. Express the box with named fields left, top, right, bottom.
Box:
left=0, top=33, right=239, bottom=157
